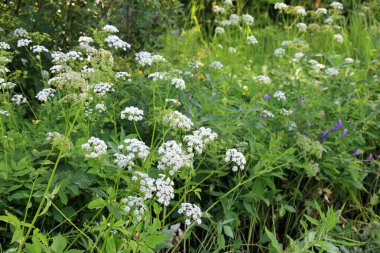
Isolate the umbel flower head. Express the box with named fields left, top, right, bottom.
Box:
left=225, top=148, right=246, bottom=171
left=81, top=137, right=107, bottom=158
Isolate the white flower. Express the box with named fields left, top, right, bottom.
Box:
left=78, top=36, right=94, bottom=46
left=274, top=48, right=286, bottom=57
left=17, top=39, right=32, bottom=47
left=121, top=106, right=143, bottom=121
left=229, top=14, right=240, bottom=25
left=215, top=27, right=225, bottom=34
left=183, top=127, right=218, bottom=154
left=242, top=14, right=254, bottom=25
left=330, top=2, right=343, bottom=10
left=105, top=35, right=130, bottom=50
left=325, top=67, right=339, bottom=76
left=210, top=61, right=223, bottom=69
left=165, top=98, right=181, bottom=105
left=220, top=20, right=231, bottom=26
left=0, top=79, right=16, bottom=89
left=0, top=110, right=10, bottom=117
left=135, top=51, right=166, bottom=66
left=35, top=88, right=56, bottom=102
left=333, top=34, right=344, bottom=43
left=31, top=45, right=48, bottom=53
left=122, top=196, right=147, bottom=221
left=263, top=110, right=274, bottom=118
left=50, top=65, right=72, bottom=74
left=344, top=58, right=354, bottom=64
left=116, top=72, right=131, bottom=79
left=162, top=110, right=193, bottom=131
left=133, top=172, right=156, bottom=199
left=281, top=40, right=293, bottom=46
left=0, top=42, right=10, bottom=50
left=247, top=36, right=258, bottom=45
left=103, top=25, right=119, bottom=33
left=123, top=138, right=150, bottom=160
left=316, top=8, right=327, bottom=14
left=274, top=91, right=286, bottom=101
left=228, top=47, right=237, bottom=53
left=294, top=6, right=307, bottom=16
left=95, top=103, right=106, bottom=113
left=155, top=174, right=175, bottom=206
left=178, top=203, right=202, bottom=225
left=171, top=78, right=186, bottom=90
left=92, top=82, right=114, bottom=96
left=296, top=23, right=307, bottom=32
left=293, top=52, right=305, bottom=62
left=224, top=0, right=233, bottom=6
left=256, top=75, right=271, bottom=84
left=274, top=3, right=288, bottom=10
left=13, top=28, right=29, bottom=38
left=280, top=108, right=293, bottom=116
left=324, top=17, right=333, bottom=24
left=81, top=137, right=107, bottom=158
left=212, top=5, right=226, bottom=14
left=225, top=148, right=246, bottom=171
left=11, top=94, right=27, bottom=105
left=157, top=140, right=193, bottom=175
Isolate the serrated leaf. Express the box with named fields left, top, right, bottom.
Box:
left=87, top=198, right=107, bottom=209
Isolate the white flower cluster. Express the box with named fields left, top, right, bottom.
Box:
left=92, top=82, right=114, bottom=96
left=171, top=78, right=186, bottom=90
left=228, top=47, right=237, bottom=53
left=95, top=103, right=106, bottom=113
left=11, top=94, right=27, bottom=105
left=17, top=39, right=32, bottom=47
left=242, top=14, right=254, bottom=26
left=122, top=196, right=147, bottom=221
left=229, top=14, right=240, bottom=25
left=274, top=3, right=288, bottom=10
left=247, top=35, right=258, bottom=45
left=274, top=91, right=286, bottom=101
left=0, top=57, right=11, bottom=64
left=46, top=132, right=62, bottom=142
left=0, top=66, right=10, bottom=73
left=165, top=98, right=181, bottom=105
left=183, top=127, right=218, bottom=154
left=134, top=51, right=166, bottom=66
left=308, top=60, right=325, bottom=72
left=116, top=72, right=131, bottom=79
left=132, top=172, right=156, bottom=199
left=148, top=71, right=169, bottom=81
left=0, top=42, right=10, bottom=50
left=103, top=25, right=119, bottom=33
left=35, top=88, right=56, bottom=102
left=78, top=36, right=94, bottom=46
left=162, top=110, right=194, bottom=131
left=0, top=79, right=16, bottom=89
left=178, top=203, right=202, bottom=225
left=81, top=137, right=107, bottom=158
left=51, top=51, right=83, bottom=64
left=256, top=75, right=271, bottom=84
left=274, top=48, right=286, bottom=57
left=105, top=35, right=131, bottom=50
left=50, top=65, right=72, bottom=74
left=225, top=148, right=246, bottom=172
left=326, top=67, right=339, bottom=76
left=280, top=108, right=293, bottom=116
left=0, top=110, right=10, bottom=117
left=215, top=27, right=225, bottom=34
left=157, top=140, right=193, bottom=175
left=296, top=23, right=307, bottom=32
left=212, top=5, right=226, bottom=14
left=13, top=28, right=28, bottom=38
left=316, top=8, right=327, bottom=15
left=263, top=110, right=274, bottom=118
left=31, top=45, right=48, bottom=53
left=155, top=174, right=175, bottom=206
left=120, top=106, right=143, bottom=121
left=333, top=34, right=344, bottom=43
left=122, top=138, right=150, bottom=160
left=210, top=61, right=223, bottom=69
left=330, top=1, right=343, bottom=10
left=294, top=6, right=307, bottom=16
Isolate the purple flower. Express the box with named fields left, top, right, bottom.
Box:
left=355, top=149, right=360, bottom=156
left=305, top=131, right=310, bottom=137
left=264, top=94, right=270, bottom=101
left=365, top=154, right=373, bottom=161
left=332, top=119, right=343, bottom=130
left=307, top=122, right=312, bottom=127
left=320, top=129, right=330, bottom=140
left=341, top=128, right=348, bottom=137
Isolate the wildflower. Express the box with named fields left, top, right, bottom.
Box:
left=215, top=27, right=225, bottom=34
left=123, top=138, right=150, bottom=159
left=116, top=72, right=131, bottom=80
left=183, top=127, right=218, bottom=154
left=0, top=42, right=11, bottom=50
left=157, top=140, right=193, bottom=175
left=330, top=2, right=343, bottom=10
left=212, top=5, right=226, bottom=14
left=46, top=132, right=62, bottom=142
left=256, top=75, right=271, bottom=84
left=296, top=23, right=307, bottom=32
left=247, top=36, right=258, bottom=45
left=122, top=196, right=147, bottom=221
left=95, top=103, right=106, bottom=113
left=13, top=28, right=28, bottom=38
left=114, top=153, right=135, bottom=169
left=220, top=20, right=231, bottom=26
left=178, top=203, right=202, bottom=225
left=50, top=65, right=72, bottom=74
left=273, top=91, right=286, bottom=101
left=342, top=128, right=348, bottom=137
left=242, top=14, right=254, bottom=25
left=344, top=58, right=354, bottom=64
left=81, top=137, right=107, bottom=158
left=293, top=52, right=305, bottom=62
left=155, top=174, right=175, bottom=206
left=171, top=78, right=186, bottom=90
left=229, top=14, right=240, bottom=25
left=280, top=108, right=293, bottom=116
left=51, top=51, right=83, bottom=64
left=210, top=61, right=223, bottom=69
left=17, top=39, right=32, bottom=47
left=78, top=36, right=94, bottom=46
left=103, top=25, right=119, bottom=33
left=325, top=68, right=339, bottom=76
left=294, top=6, right=307, bottom=16
left=225, top=148, right=246, bottom=171
left=324, top=17, right=333, bottom=24
left=11, top=94, right=27, bottom=105
left=228, top=47, right=237, bottom=53
left=224, top=0, right=233, bottom=6
left=165, top=98, right=181, bottom=105
left=35, top=88, right=56, bottom=102
left=365, top=154, right=373, bottom=161
left=333, top=34, right=344, bottom=43
left=30, top=45, right=48, bottom=53
left=162, top=110, right=194, bottom=131
left=262, top=110, right=274, bottom=118
left=105, top=35, right=131, bottom=50
left=264, top=94, right=270, bottom=101
left=120, top=106, right=143, bottom=122
left=92, top=82, right=114, bottom=96
left=135, top=51, right=166, bottom=66
left=274, top=3, right=288, bottom=10
left=0, top=79, right=16, bottom=89
left=0, top=110, right=10, bottom=116
left=332, top=119, right=343, bottom=130
left=274, top=48, right=286, bottom=57
left=316, top=8, right=328, bottom=14
left=319, top=129, right=330, bottom=141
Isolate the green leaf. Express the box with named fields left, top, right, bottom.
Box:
left=51, top=234, right=67, bottom=253
left=317, top=241, right=339, bottom=253
left=223, top=225, right=234, bottom=238
left=87, top=198, right=107, bottom=209
left=265, top=227, right=282, bottom=253
left=105, top=235, right=116, bottom=253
